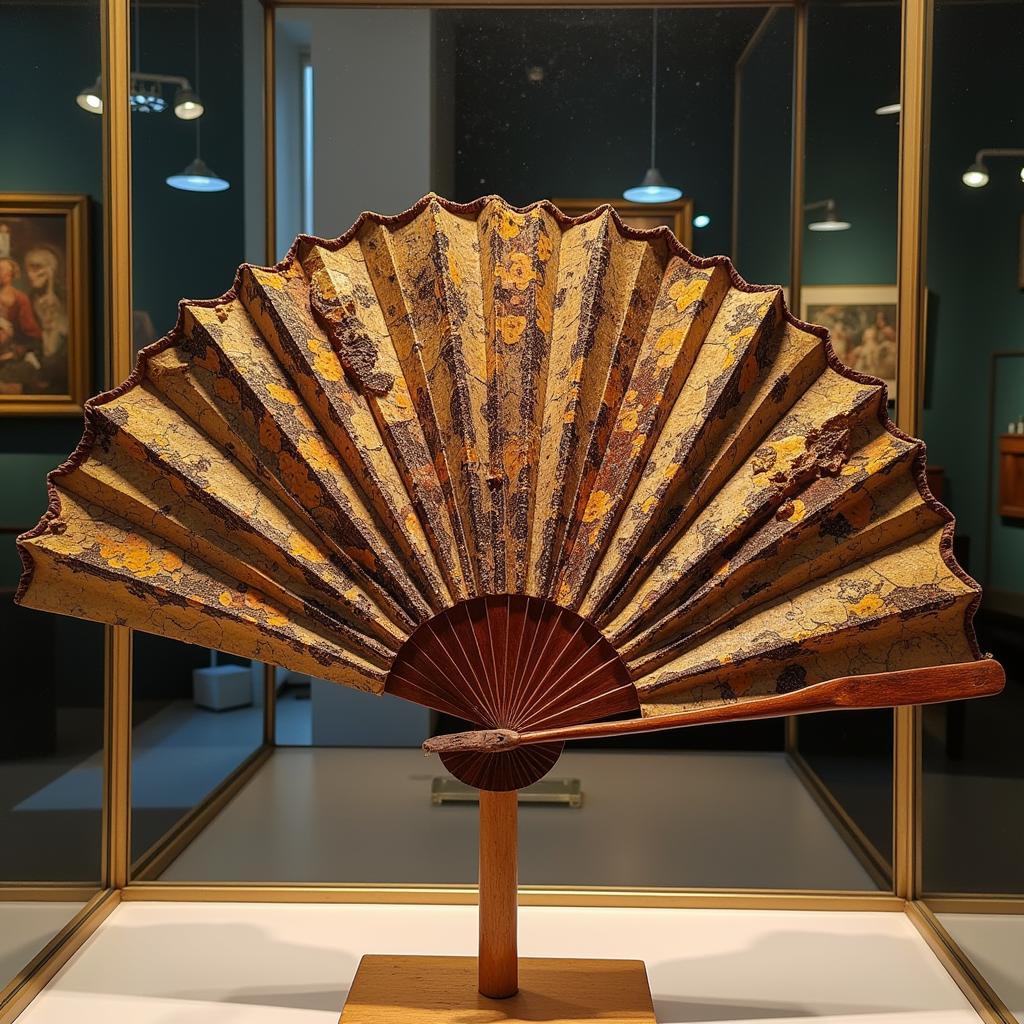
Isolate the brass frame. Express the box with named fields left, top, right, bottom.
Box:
left=0, top=192, right=90, bottom=417
left=3, top=2, right=1020, bottom=1023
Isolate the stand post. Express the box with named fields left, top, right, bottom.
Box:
left=478, top=789, right=518, bottom=999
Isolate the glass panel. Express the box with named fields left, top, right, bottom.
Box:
left=922, top=1, right=1023, bottom=1013
left=127, top=0, right=265, bottom=880
left=921, top=0, right=1024, bottom=901
left=790, top=0, right=903, bottom=887
left=734, top=7, right=794, bottom=287
left=0, top=0, right=104, bottom=990
left=131, top=3, right=884, bottom=893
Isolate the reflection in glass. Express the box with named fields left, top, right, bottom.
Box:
left=1, top=0, right=104, bottom=991
left=921, top=0, right=1024, bottom=901
left=789, top=1, right=902, bottom=885
left=130, top=635, right=263, bottom=872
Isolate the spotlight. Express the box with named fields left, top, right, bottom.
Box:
left=693, top=214, right=710, bottom=229
left=962, top=162, right=990, bottom=188
left=76, top=77, right=103, bottom=114
left=173, top=86, right=204, bottom=120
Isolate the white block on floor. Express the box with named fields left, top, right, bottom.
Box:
left=193, top=665, right=252, bottom=711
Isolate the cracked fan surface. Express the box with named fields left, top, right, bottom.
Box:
left=16, top=193, right=981, bottom=743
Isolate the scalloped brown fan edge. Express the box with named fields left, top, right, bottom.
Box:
left=14, top=192, right=982, bottom=667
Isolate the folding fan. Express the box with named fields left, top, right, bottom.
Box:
left=15, top=195, right=1001, bottom=1013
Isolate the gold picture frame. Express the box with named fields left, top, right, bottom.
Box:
left=552, top=196, right=693, bottom=250
left=0, top=193, right=90, bottom=416
left=800, top=284, right=898, bottom=398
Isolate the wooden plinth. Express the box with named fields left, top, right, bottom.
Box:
left=338, top=954, right=657, bottom=1023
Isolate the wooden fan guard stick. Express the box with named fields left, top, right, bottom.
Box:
left=478, top=789, right=519, bottom=998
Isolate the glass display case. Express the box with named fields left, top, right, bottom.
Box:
left=1, top=1, right=1020, bottom=1021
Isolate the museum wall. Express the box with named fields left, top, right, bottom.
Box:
left=1, top=0, right=250, bottom=712
left=923, top=1, right=1024, bottom=602
left=446, top=8, right=764, bottom=260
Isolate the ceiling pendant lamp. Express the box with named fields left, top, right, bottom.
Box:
left=623, top=10, right=682, bottom=204
left=806, top=198, right=851, bottom=232
left=76, top=77, right=103, bottom=114
left=167, top=3, right=229, bottom=193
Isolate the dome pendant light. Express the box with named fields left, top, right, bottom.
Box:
left=623, top=10, right=682, bottom=204
left=806, top=198, right=851, bottom=232
left=167, top=4, right=229, bottom=193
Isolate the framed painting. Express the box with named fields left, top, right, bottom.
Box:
left=552, top=197, right=693, bottom=249
left=800, top=285, right=898, bottom=398
left=0, top=193, right=89, bottom=415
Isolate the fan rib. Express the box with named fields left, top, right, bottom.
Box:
left=621, top=439, right=929, bottom=668
left=239, top=264, right=449, bottom=616
left=581, top=287, right=789, bottom=621
left=557, top=259, right=732, bottom=608
left=357, top=224, right=486, bottom=594
left=302, top=242, right=472, bottom=604
left=171, top=303, right=425, bottom=630
left=603, top=370, right=886, bottom=644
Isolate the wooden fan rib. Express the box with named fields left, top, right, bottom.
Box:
left=302, top=242, right=471, bottom=604
left=239, top=264, right=448, bottom=616
left=513, top=629, right=605, bottom=728
left=527, top=681, right=640, bottom=731
left=446, top=606, right=503, bottom=726
left=417, top=619, right=497, bottom=725
left=520, top=653, right=635, bottom=730
left=386, top=657, right=487, bottom=723
left=464, top=600, right=507, bottom=727
left=506, top=604, right=574, bottom=727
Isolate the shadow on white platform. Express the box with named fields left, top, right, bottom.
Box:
left=15, top=902, right=981, bottom=1024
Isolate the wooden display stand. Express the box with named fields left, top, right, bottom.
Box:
left=338, top=790, right=656, bottom=1023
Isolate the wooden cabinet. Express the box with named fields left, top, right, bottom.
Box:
left=998, top=434, right=1024, bottom=518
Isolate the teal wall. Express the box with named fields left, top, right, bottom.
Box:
left=735, top=9, right=793, bottom=287
left=990, top=356, right=1024, bottom=594
left=740, top=1, right=1024, bottom=594
left=922, top=1, right=1024, bottom=593
left=1, top=0, right=245, bottom=592
left=738, top=4, right=902, bottom=289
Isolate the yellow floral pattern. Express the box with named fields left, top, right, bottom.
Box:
left=16, top=194, right=981, bottom=718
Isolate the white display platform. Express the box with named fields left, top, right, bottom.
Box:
left=17, top=902, right=981, bottom=1024
left=939, top=912, right=1024, bottom=1020
left=0, top=902, right=85, bottom=991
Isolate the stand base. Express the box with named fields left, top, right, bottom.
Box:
left=338, top=954, right=656, bottom=1023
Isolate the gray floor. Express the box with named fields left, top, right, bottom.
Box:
left=160, top=746, right=879, bottom=890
